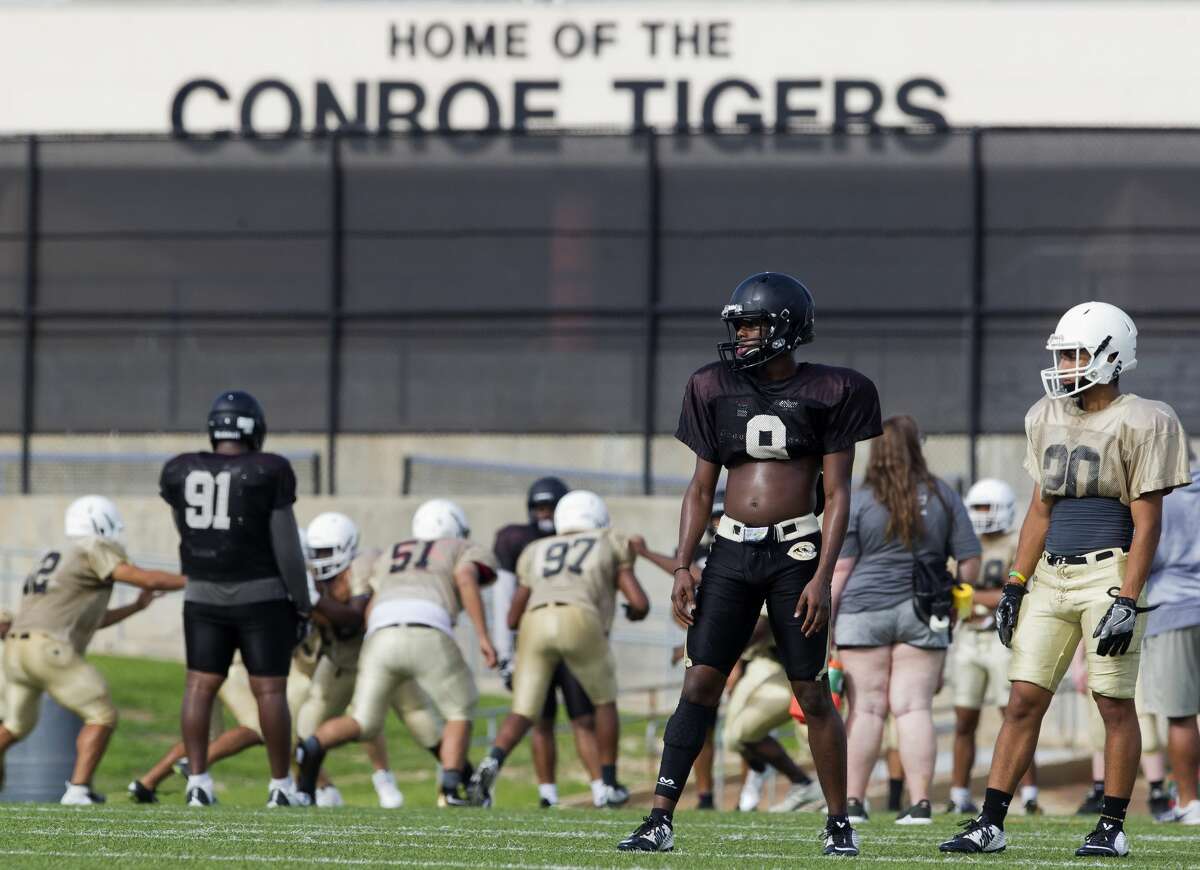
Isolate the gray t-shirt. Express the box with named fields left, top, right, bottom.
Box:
left=838, top=479, right=981, bottom=615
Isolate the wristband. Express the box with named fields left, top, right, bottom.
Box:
left=673, top=566, right=691, bottom=574
left=1008, top=570, right=1028, bottom=585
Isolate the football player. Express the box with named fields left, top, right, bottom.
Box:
left=939, top=302, right=1191, bottom=858
left=947, top=478, right=1040, bottom=815
left=617, top=272, right=881, bottom=857
left=296, top=511, right=444, bottom=809
left=160, top=390, right=313, bottom=808
left=0, top=607, right=11, bottom=727
left=493, top=477, right=608, bottom=809
left=468, top=490, right=650, bottom=808
left=296, top=499, right=498, bottom=807
left=0, top=496, right=185, bottom=803
left=724, top=612, right=822, bottom=813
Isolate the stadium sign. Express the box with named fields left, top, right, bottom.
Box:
left=0, top=2, right=1194, bottom=135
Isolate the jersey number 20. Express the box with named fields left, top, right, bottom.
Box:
left=185, top=470, right=232, bottom=530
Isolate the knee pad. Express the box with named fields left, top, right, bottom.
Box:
left=663, top=699, right=716, bottom=752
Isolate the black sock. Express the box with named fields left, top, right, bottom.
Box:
left=649, top=807, right=672, bottom=825
left=1101, top=795, right=1130, bottom=831
left=441, top=768, right=462, bottom=792
left=697, top=792, right=714, bottom=809
left=1092, top=780, right=1105, bottom=795
left=793, top=771, right=813, bottom=785
left=602, top=764, right=617, bottom=788
left=982, top=788, right=1013, bottom=830
left=488, top=746, right=507, bottom=768
left=828, top=813, right=850, bottom=827
left=748, top=758, right=767, bottom=774
left=654, top=699, right=717, bottom=801
left=887, top=778, right=905, bottom=811
left=1150, top=779, right=1165, bottom=794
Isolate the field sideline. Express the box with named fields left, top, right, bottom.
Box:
left=1, top=805, right=1197, bottom=869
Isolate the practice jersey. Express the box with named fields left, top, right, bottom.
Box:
left=676, top=361, right=882, bottom=468
left=370, top=538, right=497, bottom=623
left=160, top=451, right=296, bottom=583
left=494, top=523, right=548, bottom=573
left=517, top=528, right=633, bottom=632
left=318, top=551, right=376, bottom=670
left=11, top=537, right=127, bottom=654
left=1023, top=394, right=1191, bottom=504
left=978, top=531, right=1019, bottom=591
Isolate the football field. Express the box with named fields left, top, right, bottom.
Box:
left=1, top=804, right=1198, bottom=869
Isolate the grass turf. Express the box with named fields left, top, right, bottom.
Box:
left=0, top=805, right=1197, bottom=868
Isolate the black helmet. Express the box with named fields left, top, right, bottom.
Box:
left=207, top=390, right=267, bottom=451
left=718, top=272, right=815, bottom=372
left=527, top=476, right=569, bottom=527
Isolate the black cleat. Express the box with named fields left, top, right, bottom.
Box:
left=846, top=797, right=869, bottom=823
left=822, top=818, right=860, bottom=856
left=1077, top=786, right=1104, bottom=816
left=617, top=815, right=674, bottom=852
left=605, top=783, right=631, bottom=808
left=1149, top=785, right=1174, bottom=821
left=294, top=737, right=325, bottom=802
left=1024, top=799, right=1043, bottom=815
left=467, top=756, right=499, bottom=808
left=1075, top=819, right=1129, bottom=857
left=127, top=780, right=158, bottom=804
left=939, top=816, right=1007, bottom=854
left=186, top=786, right=216, bottom=807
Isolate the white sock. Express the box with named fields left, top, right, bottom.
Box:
left=591, top=779, right=607, bottom=805
left=1021, top=785, right=1039, bottom=803
left=373, top=769, right=396, bottom=788
left=538, top=783, right=559, bottom=804
left=950, top=786, right=971, bottom=807
left=187, top=773, right=214, bottom=793
left=64, top=783, right=89, bottom=796
left=269, top=776, right=295, bottom=792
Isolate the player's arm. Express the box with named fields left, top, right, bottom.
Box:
left=269, top=506, right=312, bottom=617
left=507, top=585, right=532, bottom=631
left=99, top=587, right=162, bottom=628
left=671, top=455, right=721, bottom=626
left=454, top=563, right=498, bottom=668
left=314, top=592, right=369, bottom=631
left=1121, top=492, right=1165, bottom=600
left=110, top=562, right=187, bottom=592
left=795, top=447, right=854, bottom=636
left=617, top=566, right=650, bottom=621
left=629, top=535, right=686, bottom=577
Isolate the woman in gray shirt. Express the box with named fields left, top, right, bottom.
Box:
left=831, top=415, right=981, bottom=825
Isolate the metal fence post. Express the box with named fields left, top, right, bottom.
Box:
left=967, top=127, right=986, bottom=484
left=641, top=129, right=662, bottom=496
left=19, top=135, right=39, bottom=496
left=327, top=131, right=345, bottom=496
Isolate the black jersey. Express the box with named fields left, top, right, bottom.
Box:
left=160, top=451, right=297, bottom=583
left=676, top=361, right=882, bottom=468
left=494, top=522, right=550, bottom=573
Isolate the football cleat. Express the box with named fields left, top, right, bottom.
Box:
left=896, top=799, right=933, bottom=825
left=1077, top=785, right=1105, bottom=815
left=294, top=736, right=326, bottom=801
left=267, top=784, right=311, bottom=808
left=1149, top=784, right=1174, bottom=821
left=1075, top=820, right=1129, bottom=857
left=738, top=768, right=766, bottom=812
left=60, top=783, right=106, bottom=806
left=441, top=783, right=473, bottom=807
left=939, top=817, right=1007, bottom=854
left=769, top=780, right=823, bottom=813
left=617, top=816, right=674, bottom=852
left=186, top=785, right=216, bottom=807
left=315, top=785, right=344, bottom=808
left=1024, top=799, right=1043, bottom=816
left=846, top=797, right=869, bottom=824
left=372, top=769, right=404, bottom=809
left=946, top=798, right=979, bottom=815
left=127, top=780, right=158, bottom=804
left=822, top=818, right=860, bottom=857
left=1171, top=799, right=1200, bottom=824
left=467, top=756, right=499, bottom=808
left=605, top=783, right=631, bottom=808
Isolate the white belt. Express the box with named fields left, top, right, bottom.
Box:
left=717, top=512, right=819, bottom=544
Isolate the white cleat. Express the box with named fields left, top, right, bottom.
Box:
left=60, top=783, right=105, bottom=806
left=372, top=769, right=405, bottom=809
left=769, top=780, right=823, bottom=813
left=1173, top=800, right=1200, bottom=824
left=315, top=785, right=345, bottom=808
left=738, top=769, right=766, bottom=812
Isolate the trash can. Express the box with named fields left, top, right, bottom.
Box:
left=0, top=696, right=82, bottom=803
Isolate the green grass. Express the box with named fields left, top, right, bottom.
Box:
left=0, top=805, right=1196, bottom=868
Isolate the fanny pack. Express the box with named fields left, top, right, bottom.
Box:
left=911, top=487, right=955, bottom=633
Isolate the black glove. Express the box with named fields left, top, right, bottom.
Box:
left=1093, top=589, right=1156, bottom=657
left=498, top=657, right=514, bottom=692
left=294, top=612, right=313, bottom=647
left=995, top=582, right=1027, bottom=648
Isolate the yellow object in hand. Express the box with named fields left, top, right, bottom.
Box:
left=951, top=583, right=974, bottom=620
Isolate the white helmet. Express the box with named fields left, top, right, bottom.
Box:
left=554, top=490, right=610, bottom=534
left=412, top=499, right=470, bottom=541
left=1041, top=301, right=1137, bottom=399
left=305, top=512, right=360, bottom=581
left=64, top=495, right=124, bottom=540
left=965, top=478, right=1016, bottom=536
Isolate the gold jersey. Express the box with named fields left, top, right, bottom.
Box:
left=979, top=531, right=1020, bottom=590
left=1024, top=393, right=1191, bottom=504
left=319, top=551, right=377, bottom=670
left=517, top=528, right=633, bottom=632
left=369, top=538, right=496, bottom=623
left=11, top=537, right=127, bottom=654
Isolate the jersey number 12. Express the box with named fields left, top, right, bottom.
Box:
left=185, top=470, right=232, bottom=530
